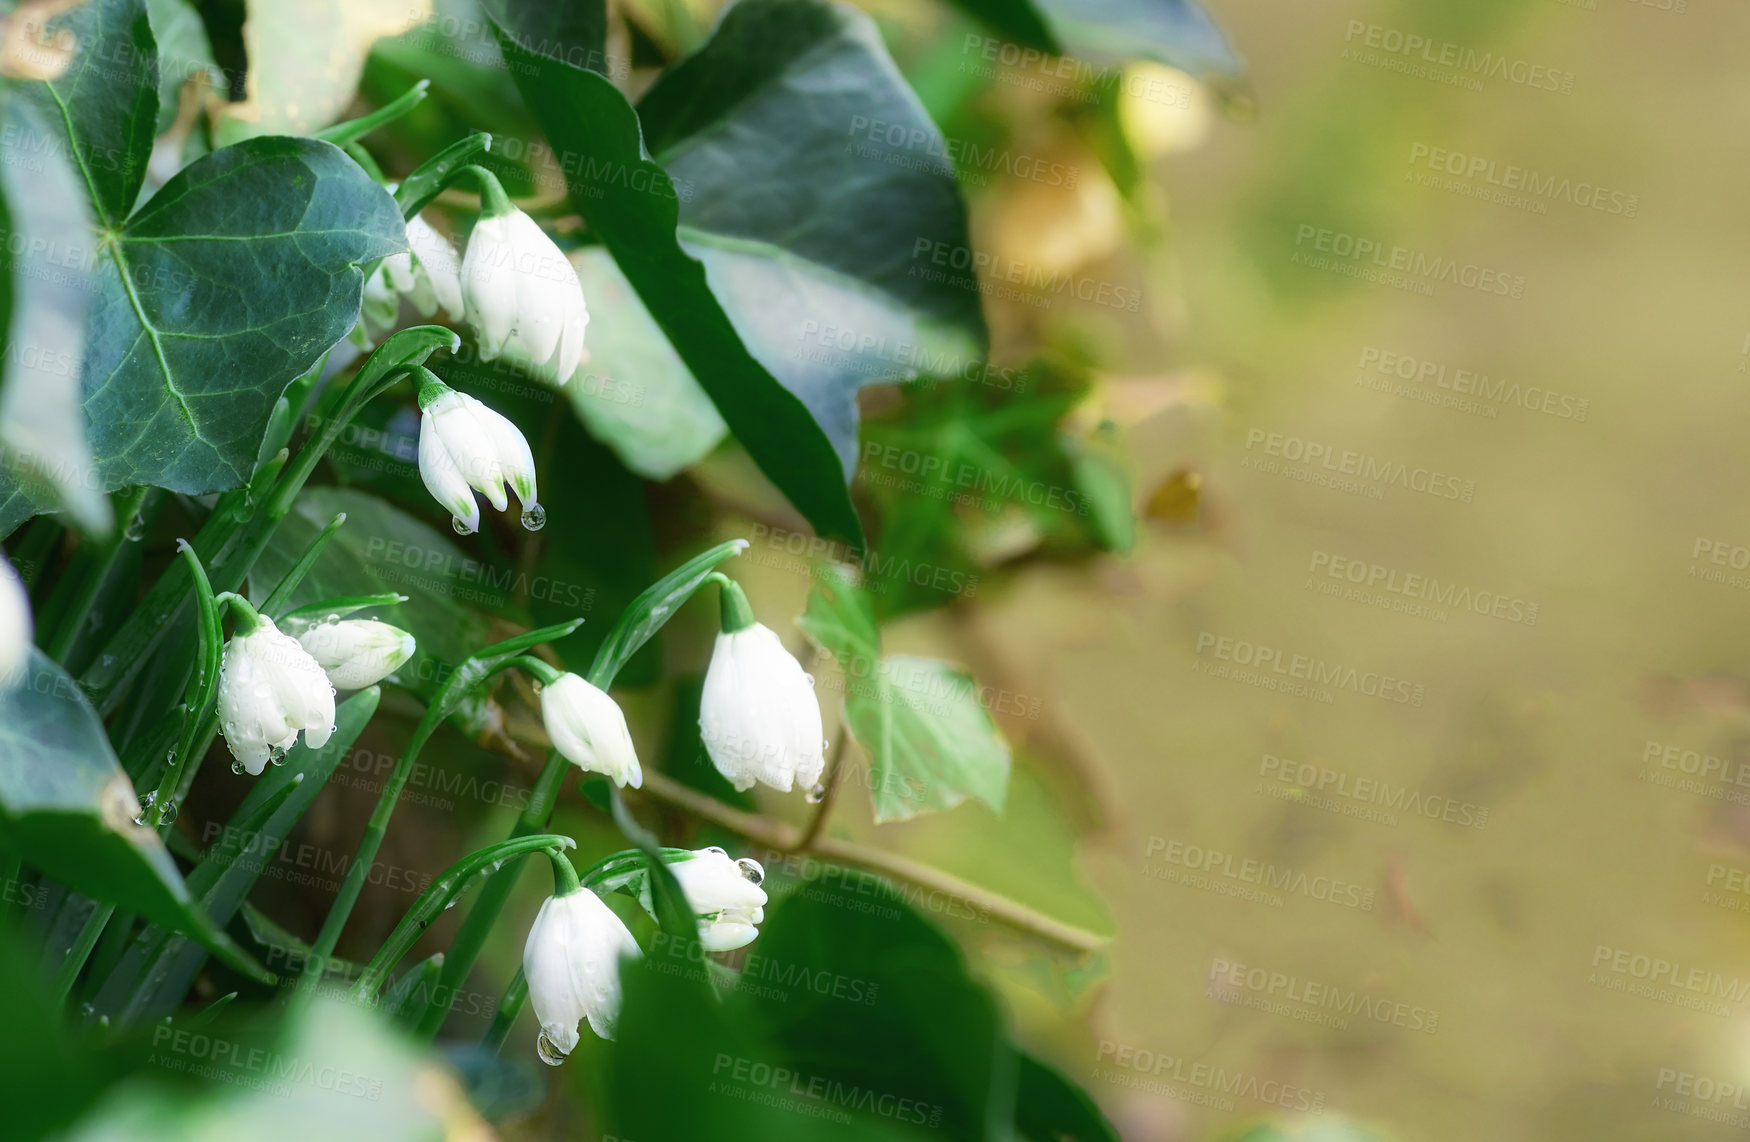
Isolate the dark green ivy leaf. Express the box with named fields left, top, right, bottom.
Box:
left=637, top=0, right=989, bottom=475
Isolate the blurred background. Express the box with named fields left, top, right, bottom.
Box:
left=100, top=0, right=1750, bottom=1137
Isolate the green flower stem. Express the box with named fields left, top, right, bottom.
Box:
left=41, top=487, right=150, bottom=665
left=448, top=164, right=515, bottom=218
left=423, top=543, right=752, bottom=1040
left=294, top=646, right=547, bottom=1001
left=52, top=902, right=115, bottom=1006
left=348, top=835, right=575, bottom=1002
left=706, top=571, right=756, bottom=633
left=509, top=655, right=563, bottom=686
left=482, top=968, right=526, bottom=1051
left=315, top=80, right=429, bottom=147
left=410, top=749, right=570, bottom=1038
left=550, top=848, right=581, bottom=897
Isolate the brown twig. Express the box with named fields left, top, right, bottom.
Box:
left=637, top=771, right=1106, bottom=955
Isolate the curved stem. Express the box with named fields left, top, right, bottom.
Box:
left=796, top=732, right=849, bottom=851
left=637, top=770, right=1106, bottom=954
left=350, top=835, right=575, bottom=1001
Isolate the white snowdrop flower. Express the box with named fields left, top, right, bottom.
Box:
left=699, top=578, right=826, bottom=794
left=541, top=671, right=642, bottom=789
left=385, top=213, right=464, bottom=317
left=647, top=848, right=767, bottom=953
left=460, top=175, right=588, bottom=386
left=0, top=553, right=31, bottom=685
left=524, top=887, right=639, bottom=1060
left=414, top=369, right=543, bottom=536
left=217, top=606, right=335, bottom=776
left=296, top=619, right=415, bottom=690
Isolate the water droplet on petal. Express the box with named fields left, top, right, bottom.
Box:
left=452, top=516, right=476, bottom=536
left=737, top=858, right=765, bottom=886
left=231, top=759, right=245, bottom=775
left=803, top=783, right=826, bottom=804
left=703, top=846, right=728, bottom=859
left=804, top=675, right=816, bottom=688
left=520, top=503, right=546, bottom=531
left=536, top=1030, right=568, bottom=1066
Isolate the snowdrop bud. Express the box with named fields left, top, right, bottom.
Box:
left=414, top=369, right=543, bottom=536
left=524, top=887, right=639, bottom=1060
left=699, top=579, right=826, bottom=794
left=460, top=172, right=588, bottom=386
left=0, top=553, right=30, bottom=685
left=296, top=619, right=415, bottom=690
left=648, top=848, right=768, bottom=953
left=217, top=607, right=335, bottom=776
left=541, top=672, right=642, bottom=789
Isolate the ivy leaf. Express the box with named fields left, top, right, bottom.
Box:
left=484, top=0, right=865, bottom=550
left=16, top=0, right=159, bottom=226
left=799, top=565, right=1011, bottom=822
left=637, top=0, right=989, bottom=475
left=948, top=0, right=1243, bottom=80
left=0, top=101, right=107, bottom=537
left=0, top=0, right=405, bottom=522
left=0, top=651, right=271, bottom=985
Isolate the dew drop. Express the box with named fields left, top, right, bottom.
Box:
left=124, top=515, right=146, bottom=542
left=520, top=503, right=547, bottom=531
left=157, top=799, right=178, bottom=826
left=737, top=858, right=765, bottom=886
left=803, top=783, right=826, bottom=805
left=452, top=516, right=476, bottom=536
left=703, top=846, right=728, bottom=859
left=325, top=613, right=339, bottom=624
left=535, top=1030, right=568, bottom=1066
left=804, top=675, right=816, bottom=688
left=231, top=759, right=245, bottom=775
left=133, top=790, right=156, bottom=828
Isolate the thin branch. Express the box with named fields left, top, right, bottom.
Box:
left=795, top=732, right=850, bottom=852
left=636, top=772, right=1106, bottom=955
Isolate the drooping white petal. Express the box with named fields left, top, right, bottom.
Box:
left=0, top=553, right=32, bottom=685
left=541, top=673, right=641, bottom=788
left=660, top=849, right=767, bottom=952
left=461, top=214, right=518, bottom=359
left=524, top=889, right=639, bottom=1056
left=418, top=398, right=483, bottom=534
left=217, top=615, right=337, bottom=775
left=700, top=623, right=825, bottom=793
left=298, top=619, right=416, bottom=690
left=405, top=214, right=464, bottom=316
